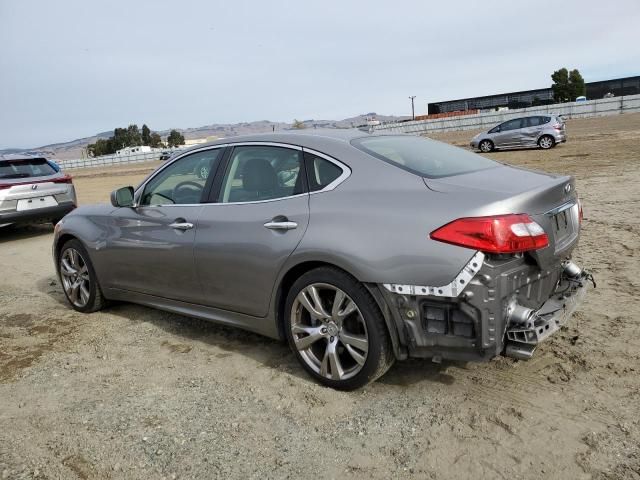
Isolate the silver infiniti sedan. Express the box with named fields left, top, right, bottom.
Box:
left=470, top=115, right=567, bottom=152
left=52, top=130, right=592, bottom=390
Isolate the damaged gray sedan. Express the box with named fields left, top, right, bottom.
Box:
left=52, top=130, right=592, bottom=390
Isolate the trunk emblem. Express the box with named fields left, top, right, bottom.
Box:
left=31, top=184, right=38, bottom=190
left=564, top=183, right=572, bottom=194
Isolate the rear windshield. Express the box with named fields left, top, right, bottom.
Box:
left=0, top=158, right=57, bottom=179
left=351, top=135, right=499, bottom=178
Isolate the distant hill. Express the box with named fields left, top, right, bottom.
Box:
left=1, top=113, right=407, bottom=160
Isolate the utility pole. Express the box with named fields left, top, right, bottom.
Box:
left=409, top=96, right=416, bottom=120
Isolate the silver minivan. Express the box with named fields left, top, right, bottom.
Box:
left=470, top=115, right=566, bottom=152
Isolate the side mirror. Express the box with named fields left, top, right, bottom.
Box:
left=110, top=186, right=135, bottom=207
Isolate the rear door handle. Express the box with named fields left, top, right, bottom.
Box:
left=264, top=221, right=298, bottom=230
left=169, top=221, right=194, bottom=231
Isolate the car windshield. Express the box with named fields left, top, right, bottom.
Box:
left=352, top=135, right=499, bottom=178
left=0, top=158, right=57, bottom=179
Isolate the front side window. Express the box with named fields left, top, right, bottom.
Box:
left=219, top=146, right=305, bottom=203
left=304, top=153, right=343, bottom=192
left=500, top=118, right=523, bottom=131
left=140, top=149, right=222, bottom=205
left=352, top=135, right=499, bottom=178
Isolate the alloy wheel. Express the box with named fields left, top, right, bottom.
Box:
left=539, top=136, right=554, bottom=149
left=290, top=283, right=369, bottom=381
left=60, top=248, right=91, bottom=308
left=480, top=140, right=493, bottom=152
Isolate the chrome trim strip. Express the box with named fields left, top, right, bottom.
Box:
left=383, top=252, right=485, bottom=298
left=133, top=141, right=351, bottom=208
left=302, top=147, right=352, bottom=194
left=545, top=200, right=576, bottom=216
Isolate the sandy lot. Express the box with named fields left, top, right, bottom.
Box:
left=1, top=114, right=639, bottom=479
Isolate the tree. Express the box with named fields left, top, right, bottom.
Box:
left=149, top=132, right=163, bottom=148
left=568, top=69, right=586, bottom=100
left=167, top=129, right=185, bottom=147
left=292, top=119, right=306, bottom=129
left=551, top=68, right=570, bottom=102
left=141, top=124, right=151, bottom=146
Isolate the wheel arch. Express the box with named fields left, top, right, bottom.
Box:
left=273, top=260, right=404, bottom=359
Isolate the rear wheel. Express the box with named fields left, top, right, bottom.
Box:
left=285, top=267, right=395, bottom=390
left=538, top=135, right=555, bottom=149
left=58, top=239, right=106, bottom=313
left=479, top=139, right=494, bottom=153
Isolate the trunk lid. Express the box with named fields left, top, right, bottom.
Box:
left=425, top=165, right=580, bottom=268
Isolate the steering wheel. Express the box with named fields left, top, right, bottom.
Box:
left=172, top=181, right=204, bottom=204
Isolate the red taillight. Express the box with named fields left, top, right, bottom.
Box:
left=578, top=200, right=583, bottom=224
left=553, top=123, right=563, bottom=131
left=430, top=214, right=549, bottom=254
left=51, top=174, right=73, bottom=184
left=0, top=174, right=72, bottom=190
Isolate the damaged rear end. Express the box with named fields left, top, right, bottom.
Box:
left=381, top=166, right=593, bottom=362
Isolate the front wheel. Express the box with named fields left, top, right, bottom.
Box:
left=285, top=267, right=395, bottom=390
left=58, top=239, right=106, bottom=313
left=479, top=139, right=494, bottom=153
left=538, top=135, right=555, bottom=149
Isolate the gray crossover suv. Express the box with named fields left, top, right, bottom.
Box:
left=52, top=131, right=591, bottom=389
left=471, top=115, right=566, bottom=152
left=1, top=154, right=77, bottom=227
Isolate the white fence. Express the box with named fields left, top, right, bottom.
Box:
left=57, top=148, right=187, bottom=170
left=373, top=94, right=640, bottom=135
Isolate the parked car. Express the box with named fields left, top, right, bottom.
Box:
left=159, top=151, right=173, bottom=161
left=52, top=131, right=591, bottom=390
left=470, top=115, right=566, bottom=152
left=1, top=154, right=77, bottom=227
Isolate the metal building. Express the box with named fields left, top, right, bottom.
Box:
left=428, top=75, right=640, bottom=114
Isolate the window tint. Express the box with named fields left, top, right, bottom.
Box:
left=140, top=149, right=222, bottom=205
left=352, top=136, right=499, bottom=178
left=526, top=116, right=542, bottom=127
left=304, top=153, right=343, bottom=192
left=500, top=118, right=523, bottom=131
left=541, top=116, right=551, bottom=124
left=0, top=158, right=57, bottom=179
left=489, top=125, right=500, bottom=134
left=219, top=146, right=304, bottom=203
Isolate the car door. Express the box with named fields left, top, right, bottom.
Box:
left=102, top=147, right=225, bottom=302
left=193, top=144, right=310, bottom=317
left=520, top=116, right=543, bottom=146
left=492, top=118, right=524, bottom=148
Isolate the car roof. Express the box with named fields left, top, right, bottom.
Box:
left=0, top=153, right=48, bottom=162
left=180, top=128, right=403, bottom=154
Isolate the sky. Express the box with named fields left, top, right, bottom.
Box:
left=1, top=0, right=639, bottom=149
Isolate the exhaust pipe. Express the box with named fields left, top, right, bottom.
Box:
left=562, top=261, right=582, bottom=278
left=505, top=342, right=536, bottom=360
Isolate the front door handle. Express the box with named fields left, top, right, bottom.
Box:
left=169, top=221, right=194, bottom=231
left=264, top=220, right=298, bottom=231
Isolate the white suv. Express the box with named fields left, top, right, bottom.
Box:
left=0, top=154, right=77, bottom=227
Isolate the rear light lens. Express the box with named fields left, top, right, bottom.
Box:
left=553, top=123, right=563, bottom=131
left=51, top=174, right=73, bottom=184
left=578, top=200, right=583, bottom=224
left=0, top=174, right=72, bottom=190
left=430, top=214, right=549, bottom=254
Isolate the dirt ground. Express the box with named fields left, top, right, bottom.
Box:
left=1, top=114, right=639, bottom=479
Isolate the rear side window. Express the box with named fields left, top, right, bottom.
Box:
left=526, top=116, right=543, bottom=127
left=352, top=136, right=499, bottom=178
left=0, top=158, right=57, bottom=179
left=542, top=116, right=552, bottom=124
left=304, top=152, right=343, bottom=192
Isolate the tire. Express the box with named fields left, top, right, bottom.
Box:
left=284, top=267, right=395, bottom=390
left=58, top=239, right=106, bottom=313
left=479, top=139, right=494, bottom=153
left=538, top=135, right=555, bottom=149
